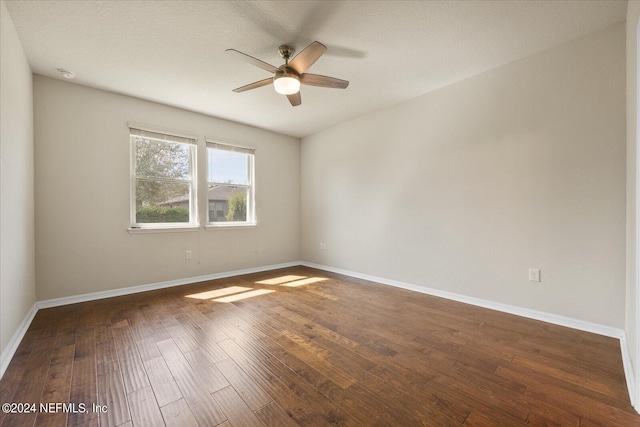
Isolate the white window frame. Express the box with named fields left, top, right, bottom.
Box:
left=206, top=139, right=256, bottom=228
left=129, top=123, right=198, bottom=231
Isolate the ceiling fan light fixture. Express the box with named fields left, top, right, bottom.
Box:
left=273, top=74, right=300, bottom=95
left=227, top=41, right=348, bottom=106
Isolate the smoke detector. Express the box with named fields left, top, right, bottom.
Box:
left=57, top=69, right=76, bottom=79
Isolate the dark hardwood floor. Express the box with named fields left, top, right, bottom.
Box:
left=1, top=266, right=638, bottom=426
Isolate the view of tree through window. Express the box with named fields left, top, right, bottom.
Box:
left=131, top=130, right=196, bottom=226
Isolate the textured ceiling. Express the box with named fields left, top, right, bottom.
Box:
left=5, top=0, right=627, bottom=138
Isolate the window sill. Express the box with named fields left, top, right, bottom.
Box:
left=128, top=225, right=200, bottom=234
left=205, top=223, right=256, bottom=230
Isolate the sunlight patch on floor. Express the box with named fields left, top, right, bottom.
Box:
left=255, top=274, right=328, bottom=287
left=185, top=286, right=252, bottom=300
left=185, top=274, right=329, bottom=304
left=280, top=277, right=328, bottom=287
left=255, top=275, right=306, bottom=285
left=213, top=288, right=275, bottom=303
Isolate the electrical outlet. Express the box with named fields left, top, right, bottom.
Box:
left=319, top=242, right=327, bottom=251
left=528, top=268, right=540, bottom=282
left=186, top=250, right=192, bottom=260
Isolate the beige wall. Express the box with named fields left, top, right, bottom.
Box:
left=627, top=0, right=640, bottom=405
left=301, top=24, right=626, bottom=328
left=34, top=76, right=300, bottom=300
left=0, top=1, right=36, bottom=357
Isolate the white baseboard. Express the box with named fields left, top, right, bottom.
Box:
left=36, top=261, right=301, bottom=309
left=620, top=332, right=638, bottom=409
left=301, top=261, right=637, bottom=409
left=302, top=262, right=624, bottom=338
left=0, top=303, right=37, bottom=379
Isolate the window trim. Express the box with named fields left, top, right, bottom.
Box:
left=129, top=124, right=199, bottom=230
left=128, top=225, right=200, bottom=234
left=205, top=138, right=256, bottom=227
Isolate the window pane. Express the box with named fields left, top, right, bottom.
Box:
left=208, top=148, right=249, bottom=185
left=135, top=137, right=190, bottom=180
left=135, top=180, right=190, bottom=223
left=208, top=184, right=248, bottom=222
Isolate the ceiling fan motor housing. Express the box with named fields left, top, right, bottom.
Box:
left=278, top=45, right=295, bottom=61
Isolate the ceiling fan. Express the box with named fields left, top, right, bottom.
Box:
left=226, top=41, right=349, bottom=106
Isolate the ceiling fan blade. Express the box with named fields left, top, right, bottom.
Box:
left=232, top=78, right=273, bottom=93
left=300, top=73, right=349, bottom=89
left=226, top=49, right=279, bottom=74
left=288, top=41, right=327, bottom=74
left=287, top=91, right=301, bottom=106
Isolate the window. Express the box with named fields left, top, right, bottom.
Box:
left=207, top=141, right=255, bottom=226
left=130, top=126, right=197, bottom=229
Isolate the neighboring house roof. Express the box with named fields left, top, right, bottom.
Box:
left=159, top=184, right=241, bottom=206
left=208, top=185, right=243, bottom=201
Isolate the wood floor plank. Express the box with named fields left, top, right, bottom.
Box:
left=328, top=350, right=467, bottom=426
left=96, top=324, right=130, bottom=427
left=34, top=343, right=76, bottom=427
left=1, top=266, right=638, bottom=427
left=219, top=337, right=362, bottom=427
left=495, top=363, right=639, bottom=425
left=97, top=369, right=130, bottom=427
left=183, top=348, right=229, bottom=394
left=141, top=356, right=182, bottom=407
left=71, top=417, right=99, bottom=427
left=71, top=327, right=95, bottom=361
left=212, top=385, right=265, bottom=427
left=94, top=324, right=118, bottom=376
left=464, top=410, right=514, bottom=426
left=0, top=328, right=40, bottom=426
left=160, top=398, right=198, bottom=427
left=268, top=330, right=356, bottom=389
left=217, top=338, right=332, bottom=427
left=156, top=338, right=227, bottom=426
left=254, top=401, right=299, bottom=427
left=134, top=337, right=163, bottom=363
left=111, top=322, right=150, bottom=393
left=68, top=356, right=98, bottom=427
left=127, top=386, right=164, bottom=427
left=215, top=357, right=272, bottom=411
left=511, top=353, right=626, bottom=399
left=218, top=307, right=358, bottom=391
left=67, top=324, right=99, bottom=427
left=1, top=333, right=57, bottom=427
